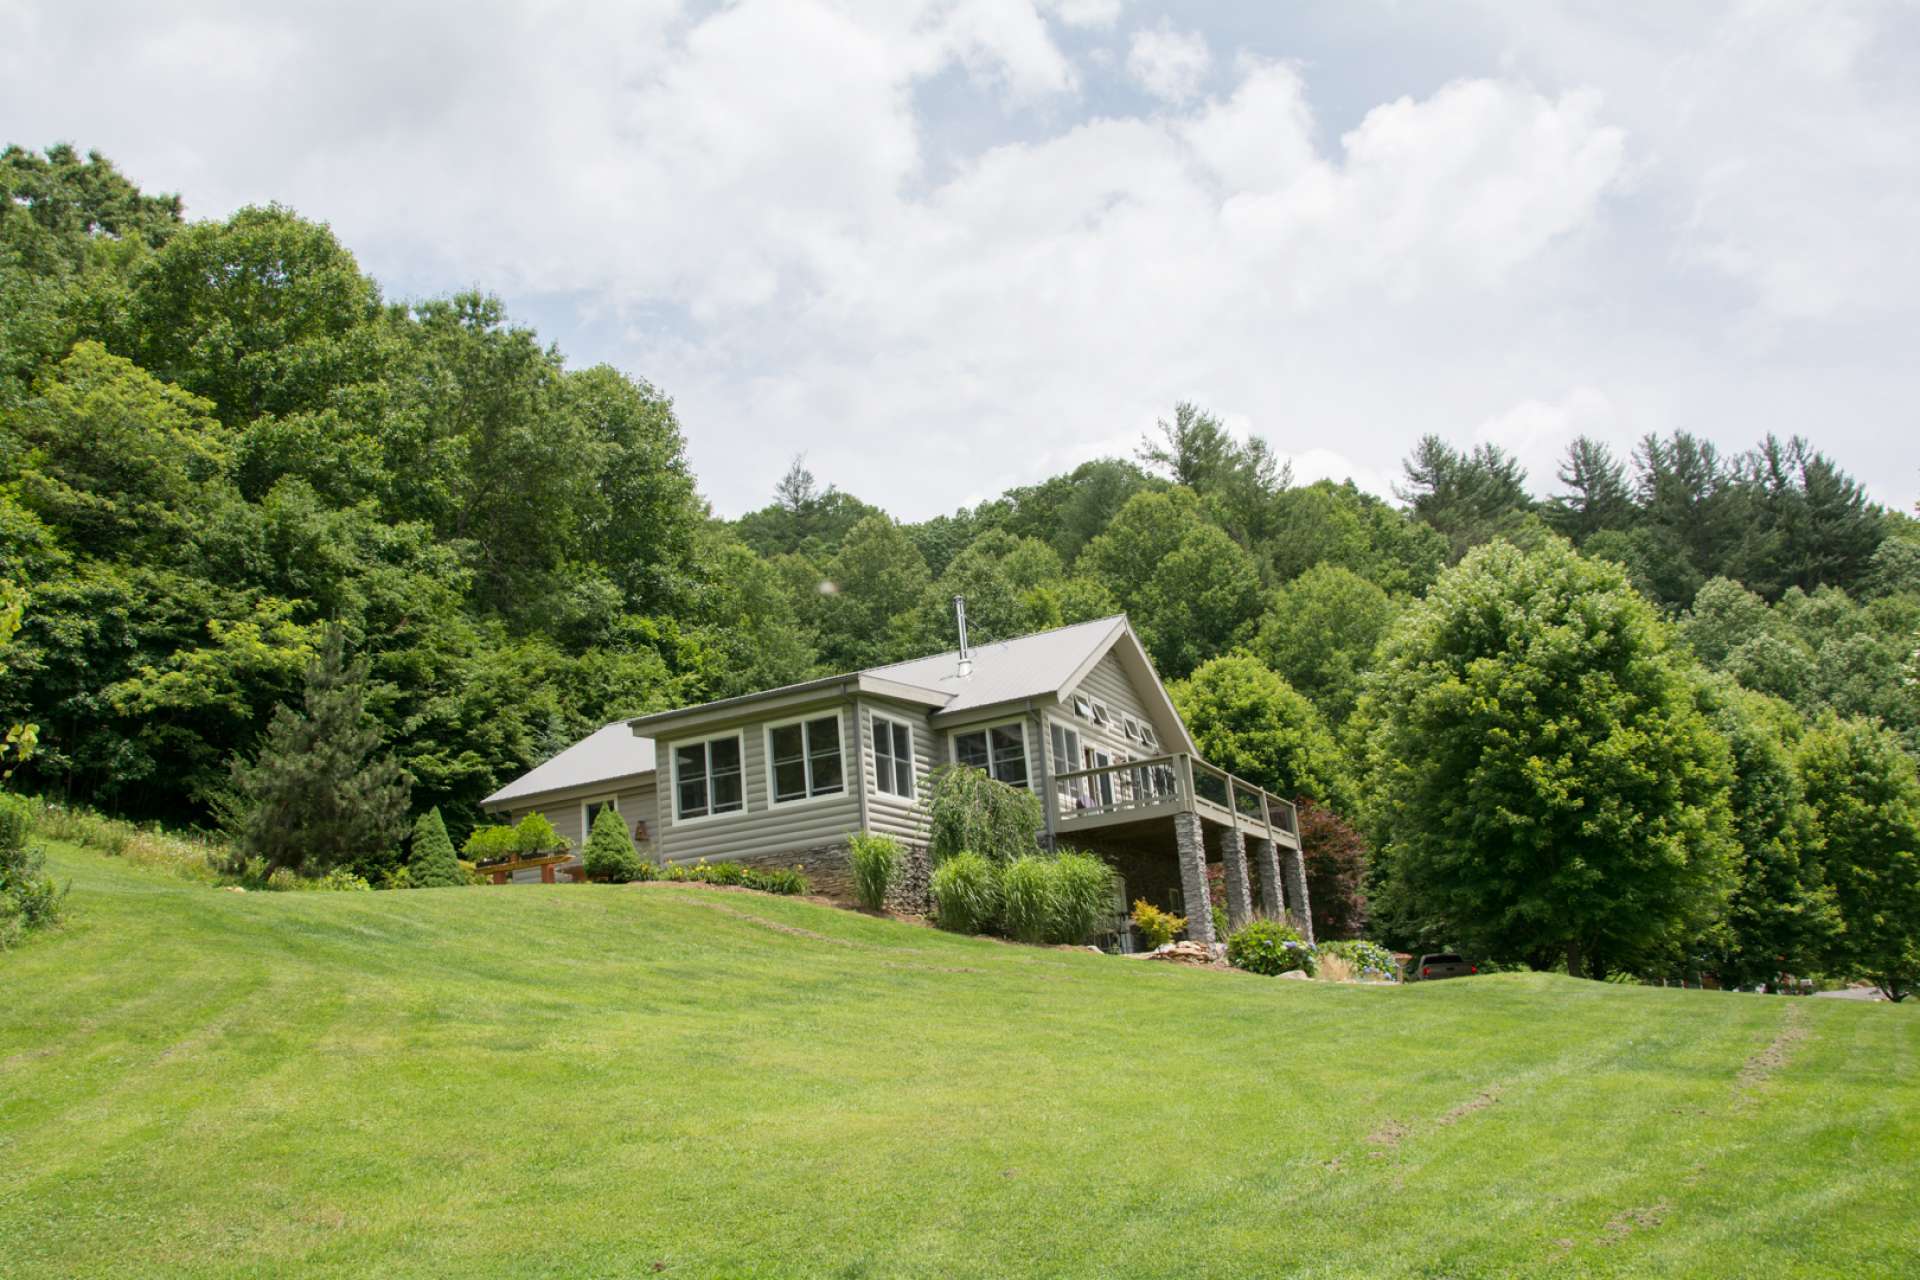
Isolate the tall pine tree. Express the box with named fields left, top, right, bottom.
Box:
left=226, top=627, right=410, bottom=875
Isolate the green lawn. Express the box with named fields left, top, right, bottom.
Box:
left=3, top=844, right=1915, bottom=1279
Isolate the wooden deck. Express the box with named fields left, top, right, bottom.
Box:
left=1050, top=753, right=1300, bottom=848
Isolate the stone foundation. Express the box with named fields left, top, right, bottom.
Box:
left=713, top=840, right=932, bottom=913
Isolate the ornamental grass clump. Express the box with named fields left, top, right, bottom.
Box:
left=850, top=833, right=902, bottom=910
left=931, top=851, right=1001, bottom=935
left=1048, top=850, right=1116, bottom=945
left=1226, top=918, right=1316, bottom=976
left=1316, top=939, right=1400, bottom=982
left=997, top=855, right=1059, bottom=944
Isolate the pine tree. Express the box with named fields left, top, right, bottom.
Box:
left=408, top=807, right=465, bottom=888
left=582, top=805, right=643, bottom=883
left=226, top=627, right=411, bottom=875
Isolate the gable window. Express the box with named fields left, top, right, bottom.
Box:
left=952, top=722, right=1028, bottom=788
left=1089, top=699, right=1113, bottom=728
left=674, top=734, right=744, bottom=821
left=872, top=714, right=915, bottom=799
left=1072, top=695, right=1093, bottom=720
left=1121, top=714, right=1141, bottom=742
left=1138, top=722, right=1159, bottom=751
left=768, top=714, right=845, bottom=805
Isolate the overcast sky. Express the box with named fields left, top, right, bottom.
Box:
left=4, top=1, right=1916, bottom=519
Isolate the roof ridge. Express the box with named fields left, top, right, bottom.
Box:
left=860, top=613, right=1125, bottom=675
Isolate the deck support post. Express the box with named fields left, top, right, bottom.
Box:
left=1249, top=835, right=1283, bottom=918
left=1218, top=826, right=1253, bottom=932
left=1173, top=811, right=1214, bottom=945
left=1282, top=843, right=1314, bottom=943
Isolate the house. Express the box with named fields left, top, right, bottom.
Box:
left=481, top=612, right=1311, bottom=944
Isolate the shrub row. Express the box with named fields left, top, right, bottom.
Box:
left=1223, top=924, right=1404, bottom=981
left=930, top=849, right=1115, bottom=946
left=636, top=858, right=808, bottom=896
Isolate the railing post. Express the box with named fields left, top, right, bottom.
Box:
left=1175, top=754, right=1196, bottom=812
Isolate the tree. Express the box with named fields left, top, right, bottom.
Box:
left=1083, top=489, right=1262, bottom=677
left=582, top=804, right=644, bottom=883
left=1698, top=683, right=1835, bottom=989
left=225, top=627, right=411, bottom=876
left=1544, top=436, right=1632, bottom=545
left=1396, top=436, right=1535, bottom=561
left=1358, top=539, right=1735, bottom=975
left=1136, top=402, right=1241, bottom=491
left=1798, top=714, right=1920, bottom=1001
left=408, top=806, right=465, bottom=888
left=1169, top=655, right=1350, bottom=810
left=1252, top=564, right=1397, bottom=725
left=815, top=515, right=931, bottom=671
left=1297, top=801, right=1368, bottom=940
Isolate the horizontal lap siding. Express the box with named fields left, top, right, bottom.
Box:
left=657, top=701, right=862, bottom=864
left=859, top=699, right=936, bottom=843
left=1065, top=651, right=1162, bottom=762
left=506, top=779, right=657, bottom=852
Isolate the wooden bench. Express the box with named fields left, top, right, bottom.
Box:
left=476, top=853, right=583, bottom=885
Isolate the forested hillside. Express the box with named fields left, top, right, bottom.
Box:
left=4, top=145, right=1917, bottom=986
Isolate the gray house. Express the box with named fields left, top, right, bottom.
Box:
left=481, top=613, right=1311, bottom=944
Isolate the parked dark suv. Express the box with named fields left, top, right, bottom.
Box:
left=1411, top=953, right=1477, bottom=981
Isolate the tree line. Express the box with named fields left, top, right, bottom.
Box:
left=3, top=143, right=1915, bottom=994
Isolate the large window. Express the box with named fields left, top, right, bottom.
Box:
left=673, top=734, right=744, bottom=821
left=952, top=722, right=1028, bottom=788
left=1051, top=720, right=1085, bottom=808
left=872, top=714, right=915, bottom=799
left=768, top=714, right=845, bottom=805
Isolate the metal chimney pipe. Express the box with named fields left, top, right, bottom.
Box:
left=954, top=595, right=972, bottom=677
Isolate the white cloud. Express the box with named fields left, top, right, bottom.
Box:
left=1, top=0, right=1915, bottom=519
left=1126, top=21, right=1211, bottom=102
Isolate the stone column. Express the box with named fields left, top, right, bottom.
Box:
left=1282, top=842, right=1314, bottom=943
left=1173, top=811, right=1214, bottom=944
left=1249, top=835, right=1283, bottom=918
left=1218, top=826, right=1253, bottom=932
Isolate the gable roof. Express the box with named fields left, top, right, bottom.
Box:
left=863, top=615, right=1128, bottom=715
left=482, top=722, right=657, bottom=809
left=486, top=612, right=1196, bottom=807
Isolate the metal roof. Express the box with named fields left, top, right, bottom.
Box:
left=484, top=614, right=1157, bottom=807
left=864, top=615, right=1128, bottom=714
left=481, top=722, right=657, bottom=809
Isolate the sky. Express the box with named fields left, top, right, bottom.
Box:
left=3, top=0, right=1916, bottom=520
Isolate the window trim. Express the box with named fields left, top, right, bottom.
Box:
left=581, top=794, right=620, bottom=845
left=763, top=711, right=849, bottom=809
left=670, top=731, right=749, bottom=826
left=870, top=710, right=917, bottom=801
left=948, top=718, right=1032, bottom=790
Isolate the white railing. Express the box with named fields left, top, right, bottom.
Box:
left=1052, top=752, right=1298, bottom=841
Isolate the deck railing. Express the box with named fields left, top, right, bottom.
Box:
left=1051, top=752, right=1298, bottom=843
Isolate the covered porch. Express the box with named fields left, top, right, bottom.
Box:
left=1048, top=753, right=1313, bottom=947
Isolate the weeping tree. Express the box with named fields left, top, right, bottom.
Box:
left=225, top=627, right=411, bottom=876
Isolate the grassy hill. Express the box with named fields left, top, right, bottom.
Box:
left=3, top=845, right=1915, bottom=1279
